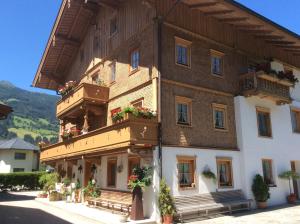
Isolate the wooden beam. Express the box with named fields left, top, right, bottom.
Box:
left=266, top=40, right=296, bottom=45
left=218, top=17, right=248, bottom=23
left=189, top=2, right=218, bottom=9
left=254, top=34, right=284, bottom=40
left=239, top=29, right=273, bottom=34
left=204, top=10, right=234, bottom=16
left=53, top=34, right=81, bottom=47
left=236, top=24, right=263, bottom=30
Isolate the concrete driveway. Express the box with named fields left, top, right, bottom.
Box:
left=188, top=204, right=300, bottom=224
left=0, top=191, right=101, bottom=224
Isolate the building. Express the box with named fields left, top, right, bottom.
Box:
left=0, top=103, right=12, bottom=120
left=32, top=0, right=300, bottom=221
left=0, top=138, right=40, bottom=173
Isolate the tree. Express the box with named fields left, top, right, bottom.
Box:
left=42, top=137, right=49, bottom=144
left=50, top=136, right=58, bottom=144
left=24, top=134, right=34, bottom=144
left=35, top=136, right=42, bottom=145
left=7, top=131, right=17, bottom=139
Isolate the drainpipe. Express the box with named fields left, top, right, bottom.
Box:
left=156, top=0, right=182, bottom=179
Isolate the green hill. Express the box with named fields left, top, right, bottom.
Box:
left=0, top=81, right=59, bottom=144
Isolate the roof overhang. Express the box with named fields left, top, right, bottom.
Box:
left=32, top=0, right=104, bottom=91
left=0, top=104, right=13, bottom=120
left=182, top=0, right=300, bottom=59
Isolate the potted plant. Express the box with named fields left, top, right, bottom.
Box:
left=75, top=179, right=81, bottom=203
left=39, top=172, right=59, bottom=196
left=279, top=170, right=300, bottom=204
left=202, top=169, right=216, bottom=182
left=83, top=180, right=100, bottom=202
left=49, top=191, right=62, bottom=201
left=252, top=174, right=270, bottom=209
left=128, top=166, right=152, bottom=221
left=158, top=179, right=176, bottom=224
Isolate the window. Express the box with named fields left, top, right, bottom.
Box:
left=210, top=49, right=224, bottom=76
left=13, top=168, right=24, bottom=173
left=130, top=49, right=139, bottom=72
left=177, top=156, right=196, bottom=188
left=110, top=16, right=117, bottom=36
left=128, top=157, right=140, bottom=179
left=175, top=37, right=191, bottom=67
left=217, top=158, right=233, bottom=188
left=256, top=107, right=272, bottom=137
left=262, top=159, right=275, bottom=186
left=107, top=158, right=117, bottom=187
left=15, top=152, right=26, bottom=160
left=176, top=96, right=192, bottom=126
left=131, top=98, right=144, bottom=108
left=109, top=61, right=116, bottom=83
left=291, top=108, right=300, bottom=133
left=92, top=73, right=100, bottom=84
left=212, top=103, right=228, bottom=130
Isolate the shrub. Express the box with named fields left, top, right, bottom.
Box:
left=0, top=172, right=46, bottom=190
left=158, top=179, right=176, bottom=216
left=39, top=172, right=59, bottom=194
left=252, top=174, right=270, bottom=202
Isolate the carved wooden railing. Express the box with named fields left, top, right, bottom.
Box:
left=239, top=71, right=292, bottom=105
left=56, top=83, right=109, bottom=118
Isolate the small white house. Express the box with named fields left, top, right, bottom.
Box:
left=0, top=138, right=40, bottom=173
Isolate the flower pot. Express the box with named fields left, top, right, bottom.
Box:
left=130, top=186, right=144, bottom=220
left=163, top=215, right=173, bottom=224
left=257, top=201, right=267, bottom=209
left=287, top=194, right=297, bottom=204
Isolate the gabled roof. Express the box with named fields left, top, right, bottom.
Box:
left=0, top=138, right=39, bottom=151
left=0, top=103, right=13, bottom=120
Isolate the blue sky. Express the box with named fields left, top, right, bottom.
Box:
left=0, top=0, right=299, bottom=95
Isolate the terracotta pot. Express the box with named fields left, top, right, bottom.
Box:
left=257, top=201, right=267, bottom=209
left=163, top=215, right=173, bottom=224
left=287, top=194, right=297, bottom=204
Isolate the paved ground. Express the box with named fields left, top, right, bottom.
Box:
left=0, top=191, right=101, bottom=224
left=188, top=204, right=300, bottom=224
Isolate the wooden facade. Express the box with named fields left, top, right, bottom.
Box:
left=32, top=0, right=300, bottom=159
left=0, top=104, right=12, bottom=120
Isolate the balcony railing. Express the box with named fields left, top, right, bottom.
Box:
left=239, top=71, right=292, bottom=105
left=40, top=114, right=158, bottom=162
left=56, top=83, right=109, bottom=118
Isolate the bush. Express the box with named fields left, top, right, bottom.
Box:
left=39, top=172, right=59, bottom=194
left=0, top=172, right=46, bottom=190
left=252, top=174, right=270, bottom=202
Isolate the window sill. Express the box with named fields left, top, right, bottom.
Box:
left=218, top=186, right=234, bottom=189
left=268, top=184, right=277, bottom=188
left=176, top=123, right=192, bottom=128
left=175, top=62, right=191, bottom=69
left=179, top=185, right=196, bottom=191
left=258, top=135, right=273, bottom=139
left=211, top=73, right=224, bottom=78
left=129, top=68, right=140, bottom=76
left=214, top=127, right=228, bottom=132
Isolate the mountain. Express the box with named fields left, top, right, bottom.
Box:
left=0, top=81, right=59, bottom=144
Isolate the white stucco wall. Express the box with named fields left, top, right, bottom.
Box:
left=0, top=149, right=37, bottom=173
left=235, top=95, right=300, bottom=206
left=162, top=146, right=242, bottom=196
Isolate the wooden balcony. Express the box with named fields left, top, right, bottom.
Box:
left=40, top=114, right=158, bottom=162
left=57, top=83, right=109, bottom=118
left=239, top=71, right=292, bottom=105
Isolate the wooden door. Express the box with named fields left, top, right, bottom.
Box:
left=291, top=161, right=299, bottom=199
left=84, top=161, right=92, bottom=186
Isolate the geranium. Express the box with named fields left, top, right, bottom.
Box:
left=128, top=167, right=152, bottom=191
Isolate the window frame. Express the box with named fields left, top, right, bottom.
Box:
left=210, top=49, right=224, bottom=77
left=212, top=103, right=228, bottom=131
left=291, top=107, right=300, bottom=133
left=175, top=96, right=192, bottom=127
left=175, top=37, right=192, bottom=68
left=13, top=168, right=25, bottom=173
left=216, top=157, right=234, bottom=189
left=129, top=48, right=140, bottom=74
left=262, top=159, right=276, bottom=187
left=131, top=98, right=144, bottom=108
left=14, top=152, right=26, bottom=160
left=107, top=157, right=117, bottom=188
left=256, top=107, right=273, bottom=138
left=109, top=15, right=118, bottom=37
left=176, top=155, right=196, bottom=190
left=109, top=60, right=116, bottom=84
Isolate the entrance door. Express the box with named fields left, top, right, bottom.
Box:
left=291, top=161, right=299, bottom=199
left=84, top=161, right=92, bottom=186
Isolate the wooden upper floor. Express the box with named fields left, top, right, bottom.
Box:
left=0, top=104, right=12, bottom=120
